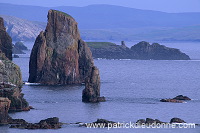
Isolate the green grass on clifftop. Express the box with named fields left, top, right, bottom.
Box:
left=87, top=42, right=117, bottom=49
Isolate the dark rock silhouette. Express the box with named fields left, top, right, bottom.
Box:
left=88, top=41, right=190, bottom=60
left=170, top=118, right=186, bottom=123
left=10, top=117, right=62, bottom=129
left=87, top=42, right=132, bottom=59
left=173, top=95, right=191, bottom=100
left=131, top=41, right=190, bottom=60
left=0, top=17, right=12, bottom=60
left=160, top=99, right=184, bottom=103
left=12, top=41, right=28, bottom=54
left=160, top=95, right=191, bottom=103
left=82, top=66, right=105, bottom=102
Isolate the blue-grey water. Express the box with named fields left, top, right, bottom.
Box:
left=1, top=41, right=200, bottom=133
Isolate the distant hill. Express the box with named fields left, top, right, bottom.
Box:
left=0, top=3, right=200, bottom=41
left=0, top=3, right=200, bottom=29
left=0, top=15, right=45, bottom=41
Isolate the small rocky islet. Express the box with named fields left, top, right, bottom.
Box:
left=0, top=9, right=196, bottom=130
left=160, top=95, right=191, bottom=103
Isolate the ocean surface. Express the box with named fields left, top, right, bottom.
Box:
left=1, top=41, right=200, bottom=133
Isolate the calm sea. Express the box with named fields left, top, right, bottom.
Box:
left=1, top=41, right=200, bottom=133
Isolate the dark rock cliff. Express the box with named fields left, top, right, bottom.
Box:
left=131, top=41, right=190, bottom=60
left=88, top=41, right=190, bottom=60
left=0, top=17, right=29, bottom=112
left=29, top=10, right=104, bottom=102
left=0, top=17, right=12, bottom=60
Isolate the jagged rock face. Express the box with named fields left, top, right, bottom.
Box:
left=0, top=17, right=12, bottom=60
left=131, top=41, right=190, bottom=60
left=0, top=97, right=11, bottom=123
left=0, top=59, right=29, bottom=111
left=29, top=10, right=94, bottom=85
left=82, top=66, right=105, bottom=102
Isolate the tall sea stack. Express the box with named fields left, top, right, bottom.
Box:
left=29, top=10, right=104, bottom=102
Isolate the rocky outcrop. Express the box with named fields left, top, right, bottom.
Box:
left=82, top=66, right=105, bottom=102
left=0, top=19, right=29, bottom=111
left=87, top=41, right=190, bottom=60
left=0, top=60, right=29, bottom=111
left=29, top=10, right=95, bottom=85
left=87, top=42, right=132, bottom=59
left=0, top=97, right=11, bottom=124
left=14, top=41, right=28, bottom=50
left=160, top=99, right=184, bottom=103
left=136, top=118, right=165, bottom=125
left=160, top=95, right=191, bottom=103
left=12, top=42, right=28, bottom=54
left=10, top=117, right=62, bottom=129
left=170, top=118, right=186, bottom=123
left=131, top=41, right=190, bottom=60
left=0, top=17, right=12, bottom=60
left=173, top=95, right=191, bottom=100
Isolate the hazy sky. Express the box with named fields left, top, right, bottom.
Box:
left=0, top=0, right=200, bottom=13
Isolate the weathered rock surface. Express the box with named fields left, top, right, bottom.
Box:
left=0, top=60, right=29, bottom=111
left=29, top=10, right=95, bottom=85
left=28, top=10, right=104, bottom=102
left=0, top=17, right=12, bottom=60
left=0, top=97, right=11, bottom=124
left=10, top=117, right=62, bottom=129
left=82, top=66, right=105, bottom=102
left=88, top=41, right=190, bottom=60
left=0, top=18, right=29, bottom=111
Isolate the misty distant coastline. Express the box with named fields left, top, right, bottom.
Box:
left=0, top=3, right=200, bottom=42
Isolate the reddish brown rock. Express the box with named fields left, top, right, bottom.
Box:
left=82, top=66, right=105, bottom=102
left=29, top=10, right=104, bottom=102
left=0, top=17, right=12, bottom=60
left=0, top=97, right=11, bottom=124
left=28, top=10, right=94, bottom=85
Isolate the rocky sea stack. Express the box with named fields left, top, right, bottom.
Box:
left=29, top=10, right=104, bottom=102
